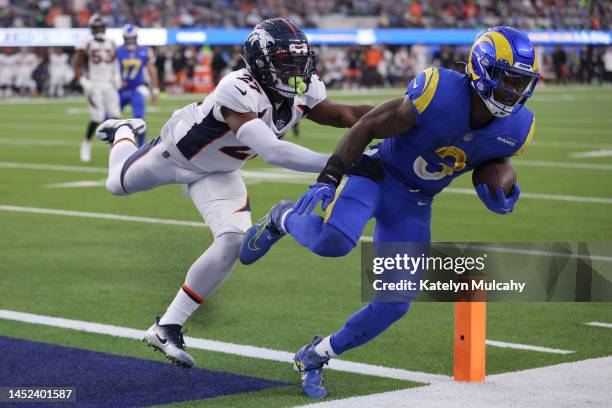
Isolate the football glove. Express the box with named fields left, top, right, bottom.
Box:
left=293, top=182, right=336, bottom=215
left=475, top=183, right=520, bottom=215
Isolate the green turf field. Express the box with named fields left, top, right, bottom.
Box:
left=0, top=86, right=611, bottom=406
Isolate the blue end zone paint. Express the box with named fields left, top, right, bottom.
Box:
left=0, top=336, right=287, bottom=407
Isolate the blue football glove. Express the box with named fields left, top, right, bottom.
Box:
left=475, top=183, right=521, bottom=215
left=294, top=182, right=337, bottom=215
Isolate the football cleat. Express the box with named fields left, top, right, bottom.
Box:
left=79, top=139, right=92, bottom=162
left=239, top=199, right=293, bottom=265
left=143, top=317, right=195, bottom=368
left=95, top=119, right=146, bottom=144
left=294, top=336, right=330, bottom=399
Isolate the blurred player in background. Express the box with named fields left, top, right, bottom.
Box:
left=15, top=47, right=38, bottom=97
left=73, top=14, right=121, bottom=162
left=117, top=24, right=160, bottom=146
left=48, top=48, right=73, bottom=98
left=241, top=26, right=539, bottom=398
left=94, top=18, right=372, bottom=369
left=0, top=48, right=17, bottom=98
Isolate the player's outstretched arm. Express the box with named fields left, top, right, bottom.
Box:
left=329, top=96, right=417, bottom=175
left=306, top=99, right=373, bottom=128
left=293, top=96, right=417, bottom=215
left=222, top=106, right=329, bottom=173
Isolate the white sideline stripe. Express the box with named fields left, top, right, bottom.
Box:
left=45, top=180, right=106, bottom=188
left=444, top=187, right=612, bottom=204
left=0, top=161, right=107, bottom=173
left=359, top=238, right=612, bottom=263
left=0, top=309, right=450, bottom=384
left=570, top=150, right=612, bottom=159
left=484, top=340, right=573, bottom=354
left=0, top=205, right=208, bottom=228
left=514, top=159, right=612, bottom=171
left=585, top=321, right=612, bottom=329
left=5, top=204, right=611, bottom=262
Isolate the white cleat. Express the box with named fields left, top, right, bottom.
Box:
left=143, top=317, right=196, bottom=368
left=80, top=139, right=92, bottom=162
left=95, top=119, right=147, bottom=144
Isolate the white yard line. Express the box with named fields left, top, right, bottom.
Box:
left=484, top=340, right=573, bottom=354
left=0, top=309, right=449, bottom=385
left=585, top=322, right=612, bottom=329
left=444, top=187, right=612, bottom=204
left=570, top=150, right=612, bottom=159
left=514, top=159, right=612, bottom=171
left=298, top=356, right=612, bottom=408
left=0, top=205, right=208, bottom=228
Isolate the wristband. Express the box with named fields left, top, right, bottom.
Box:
left=317, top=154, right=345, bottom=187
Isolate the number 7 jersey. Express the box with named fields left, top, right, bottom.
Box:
left=160, top=68, right=327, bottom=173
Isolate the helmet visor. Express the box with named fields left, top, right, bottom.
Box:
left=490, top=64, right=538, bottom=107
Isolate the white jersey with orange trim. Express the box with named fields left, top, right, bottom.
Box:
left=76, top=36, right=118, bottom=84
left=160, top=68, right=326, bottom=173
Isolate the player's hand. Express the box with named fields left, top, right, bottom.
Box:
left=151, top=87, right=160, bottom=105
left=475, top=183, right=520, bottom=215
left=293, top=182, right=336, bottom=215
left=78, top=77, right=92, bottom=94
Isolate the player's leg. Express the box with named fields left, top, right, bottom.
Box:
left=103, top=84, right=121, bottom=120
left=131, top=89, right=147, bottom=146
left=296, top=182, right=432, bottom=398
left=147, top=171, right=251, bottom=367
left=81, top=87, right=105, bottom=162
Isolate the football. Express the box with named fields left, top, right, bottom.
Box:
left=472, top=158, right=517, bottom=199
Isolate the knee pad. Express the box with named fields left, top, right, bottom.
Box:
left=310, top=224, right=355, bottom=257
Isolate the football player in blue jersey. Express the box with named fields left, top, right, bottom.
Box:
left=117, top=24, right=160, bottom=146
left=239, top=26, right=538, bottom=398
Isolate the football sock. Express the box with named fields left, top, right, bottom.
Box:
left=314, top=335, right=337, bottom=358
left=159, top=288, right=200, bottom=326
left=159, top=233, right=242, bottom=326
left=106, top=126, right=137, bottom=195
left=184, top=232, right=241, bottom=298
left=85, top=120, right=98, bottom=140
left=329, top=301, right=410, bottom=355
left=284, top=213, right=354, bottom=257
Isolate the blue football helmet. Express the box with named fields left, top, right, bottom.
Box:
left=467, top=26, right=539, bottom=118
left=243, top=18, right=316, bottom=98
left=122, top=24, right=138, bottom=50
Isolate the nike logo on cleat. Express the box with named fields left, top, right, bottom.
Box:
left=234, top=85, right=247, bottom=95
left=156, top=333, right=168, bottom=345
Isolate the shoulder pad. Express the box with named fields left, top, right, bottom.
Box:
left=514, top=112, right=535, bottom=156
left=215, top=71, right=263, bottom=114
left=406, top=67, right=440, bottom=115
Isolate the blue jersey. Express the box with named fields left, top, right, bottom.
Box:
left=378, top=67, right=535, bottom=197
left=116, top=46, right=150, bottom=89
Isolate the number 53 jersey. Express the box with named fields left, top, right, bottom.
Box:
left=378, top=67, right=536, bottom=197
left=160, top=68, right=326, bottom=173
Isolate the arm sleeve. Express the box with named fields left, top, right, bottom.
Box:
left=236, top=118, right=329, bottom=173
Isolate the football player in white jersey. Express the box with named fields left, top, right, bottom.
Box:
left=48, top=48, right=73, bottom=98
left=95, top=18, right=372, bottom=368
left=73, top=14, right=121, bottom=162
left=0, top=49, right=17, bottom=98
